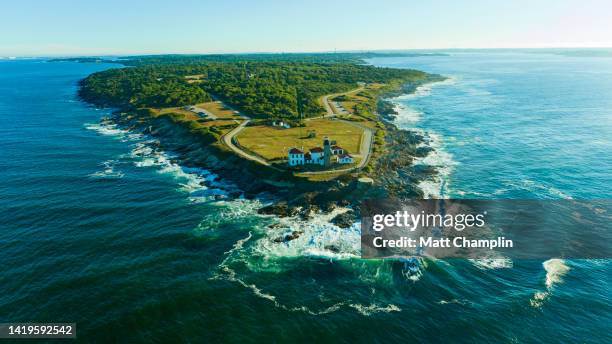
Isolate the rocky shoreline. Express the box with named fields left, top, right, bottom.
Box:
left=95, top=79, right=442, bottom=228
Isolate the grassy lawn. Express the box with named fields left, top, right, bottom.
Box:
left=149, top=107, right=200, bottom=121
left=236, top=118, right=363, bottom=161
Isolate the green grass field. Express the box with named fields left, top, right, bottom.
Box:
left=236, top=118, right=363, bottom=161
left=149, top=107, right=200, bottom=120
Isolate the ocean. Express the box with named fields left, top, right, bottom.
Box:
left=0, top=53, right=610, bottom=343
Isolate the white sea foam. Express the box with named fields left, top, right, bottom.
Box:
left=393, top=77, right=456, bottom=102
left=389, top=80, right=458, bottom=198
left=437, top=299, right=469, bottom=305
left=214, top=232, right=372, bottom=316
left=85, top=121, right=129, bottom=137
left=543, top=258, right=570, bottom=289
left=469, top=256, right=513, bottom=270
left=86, top=119, right=144, bottom=142
left=215, top=261, right=399, bottom=316
left=348, top=303, right=401, bottom=316
left=399, top=257, right=427, bottom=282
left=195, top=199, right=264, bottom=233
left=253, top=207, right=361, bottom=260
left=88, top=117, right=238, bottom=201
left=128, top=140, right=236, bottom=202
left=530, top=259, right=570, bottom=308
left=208, top=202, right=421, bottom=316
left=392, top=102, right=423, bottom=126
left=503, top=179, right=573, bottom=199
left=412, top=131, right=457, bottom=198
left=89, top=160, right=124, bottom=179
left=455, top=190, right=489, bottom=197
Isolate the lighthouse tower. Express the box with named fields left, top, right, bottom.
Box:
left=323, top=137, right=331, bottom=167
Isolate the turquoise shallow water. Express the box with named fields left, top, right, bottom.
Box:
left=0, top=55, right=610, bottom=343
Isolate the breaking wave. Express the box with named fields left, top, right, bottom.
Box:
left=389, top=80, right=458, bottom=199
left=85, top=118, right=144, bottom=142
left=86, top=117, right=238, bottom=202
left=530, top=259, right=570, bottom=308
left=89, top=159, right=124, bottom=179
left=253, top=207, right=361, bottom=260
left=129, top=140, right=238, bottom=202
left=412, top=131, right=457, bottom=198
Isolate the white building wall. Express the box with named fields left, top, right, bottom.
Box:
left=288, top=153, right=305, bottom=166
left=337, top=156, right=353, bottom=164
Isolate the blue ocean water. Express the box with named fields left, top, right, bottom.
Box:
left=369, top=52, right=612, bottom=199
left=0, top=55, right=610, bottom=343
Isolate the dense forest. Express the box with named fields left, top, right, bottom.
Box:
left=78, top=54, right=437, bottom=119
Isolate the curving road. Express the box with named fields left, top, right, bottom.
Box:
left=222, top=119, right=266, bottom=166
left=217, top=105, right=276, bottom=168
left=219, top=85, right=373, bottom=173
left=298, top=86, right=373, bottom=174
left=319, top=86, right=364, bottom=117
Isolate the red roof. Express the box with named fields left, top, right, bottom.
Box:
left=339, top=154, right=352, bottom=159
left=310, top=147, right=323, bottom=153
left=289, top=148, right=303, bottom=154
left=331, top=145, right=343, bottom=150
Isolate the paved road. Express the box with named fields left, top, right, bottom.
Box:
left=220, top=111, right=278, bottom=168
left=320, top=94, right=335, bottom=116
left=319, top=86, right=364, bottom=117
left=219, top=85, right=373, bottom=173
left=347, top=120, right=374, bottom=169
left=297, top=86, right=373, bottom=174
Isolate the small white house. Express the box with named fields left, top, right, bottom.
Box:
left=331, top=145, right=344, bottom=155
left=337, top=154, right=354, bottom=164
left=288, top=148, right=305, bottom=166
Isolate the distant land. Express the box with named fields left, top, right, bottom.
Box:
left=51, top=51, right=448, bottom=64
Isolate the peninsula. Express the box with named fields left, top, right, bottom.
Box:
left=74, top=53, right=445, bottom=223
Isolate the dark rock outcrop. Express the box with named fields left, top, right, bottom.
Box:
left=331, top=210, right=355, bottom=228
left=273, top=230, right=303, bottom=243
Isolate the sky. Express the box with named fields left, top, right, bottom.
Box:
left=1, top=0, right=611, bottom=56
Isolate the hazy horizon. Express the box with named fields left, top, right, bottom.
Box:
left=2, top=0, right=612, bottom=56
left=3, top=47, right=612, bottom=59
